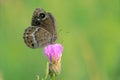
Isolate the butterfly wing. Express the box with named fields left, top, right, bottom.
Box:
left=23, top=8, right=58, bottom=49
left=31, top=8, right=57, bottom=43
left=34, top=26, right=53, bottom=48
left=23, top=26, right=52, bottom=49
left=47, top=13, right=57, bottom=43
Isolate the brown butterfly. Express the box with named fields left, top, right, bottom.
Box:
left=23, top=8, right=57, bottom=49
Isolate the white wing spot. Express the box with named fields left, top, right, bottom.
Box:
left=31, top=27, right=40, bottom=48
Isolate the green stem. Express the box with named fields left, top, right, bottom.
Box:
left=36, top=75, right=39, bottom=80
left=45, top=62, right=49, bottom=80
left=44, top=62, right=56, bottom=80
left=51, top=74, right=55, bottom=80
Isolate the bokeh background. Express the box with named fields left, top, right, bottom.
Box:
left=0, top=0, right=120, bottom=80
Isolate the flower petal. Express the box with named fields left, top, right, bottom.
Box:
left=44, top=44, right=63, bottom=62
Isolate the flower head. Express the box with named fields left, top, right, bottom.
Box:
left=44, top=44, right=63, bottom=62
left=44, top=43, right=63, bottom=76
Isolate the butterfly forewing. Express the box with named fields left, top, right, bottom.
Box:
left=48, top=13, right=57, bottom=42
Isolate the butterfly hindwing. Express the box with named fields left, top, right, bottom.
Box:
left=23, top=26, right=52, bottom=48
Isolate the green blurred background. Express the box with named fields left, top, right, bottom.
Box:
left=0, top=0, right=120, bottom=80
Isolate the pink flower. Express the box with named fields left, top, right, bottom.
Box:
left=44, top=44, right=63, bottom=62
left=44, top=43, right=63, bottom=76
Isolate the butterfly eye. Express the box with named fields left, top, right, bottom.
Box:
left=39, top=13, right=45, bottom=19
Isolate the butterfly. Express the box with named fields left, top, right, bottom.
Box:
left=23, top=8, right=57, bottom=49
